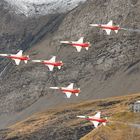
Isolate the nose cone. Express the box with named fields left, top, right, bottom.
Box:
left=32, top=60, right=42, bottom=63
left=0, top=54, right=8, bottom=56
left=50, top=87, right=59, bottom=89
left=90, top=24, right=98, bottom=27
left=77, top=116, right=86, bottom=119
left=60, top=41, right=69, bottom=44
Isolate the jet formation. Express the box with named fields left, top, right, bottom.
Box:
left=0, top=19, right=132, bottom=129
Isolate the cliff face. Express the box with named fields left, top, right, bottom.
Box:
left=0, top=0, right=140, bottom=129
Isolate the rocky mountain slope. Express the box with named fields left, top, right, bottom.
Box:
left=0, top=93, right=140, bottom=140
left=5, top=0, right=86, bottom=16
left=0, top=0, right=140, bottom=130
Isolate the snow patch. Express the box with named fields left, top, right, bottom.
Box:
left=5, top=0, right=86, bottom=16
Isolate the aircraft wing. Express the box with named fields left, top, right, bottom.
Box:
left=104, top=29, right=111, bottom=35
left=91, top=121, right=99, bottom=128
left=47, top=65, right=54, bottom=71
left=93, top=112, right=101, bottom=118
left=46, top=65, right=54, bottom=71
left=16, top=50, right=23, bottom=56
left=67, top=83, right=74, bottom=89
left=75, top=46, right=82, bottom=52
left=13, top=59, right=21, bottom=65
left=65, top=92, right=72, bottom=98
left=107, top=20, right=113, bottom=26
left=49, top=56, right=56, bottom=62
left=77, top=37, right=84, bottom=43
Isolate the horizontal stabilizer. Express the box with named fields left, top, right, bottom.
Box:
left=75, top=93, right=79, bottom=96
left=115, top=30, right=118, bottom=33
left=58, top=66, right=61, bottom=69
left=24, top=60, right=28, bottom=64
left=103, top=122, right=106, bottom=126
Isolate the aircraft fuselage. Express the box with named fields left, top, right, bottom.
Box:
left=70, top=43, right=90, bottom=48
left=84, top=117, right=107, bottom=123
left=8, top=55, right=29, bottom=61
left=61, top=88, right=80, bottom=94
left=99, top=25, right=120, bottom=31
left=42, top=61, right=63, bottom=67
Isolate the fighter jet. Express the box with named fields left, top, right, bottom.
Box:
left=50, top=83, right=80, bottom=98
left=60, top=37, right=91, bottom=52
left=77, top=112, right=108, bottom=128
left=32, top=56, right=63, bottom=71
left=90, top=20, right=120, bottom=35
left=0, top=50, right=29, bottom=65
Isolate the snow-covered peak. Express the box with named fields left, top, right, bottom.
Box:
left=5, top=0, right=86, bottom=16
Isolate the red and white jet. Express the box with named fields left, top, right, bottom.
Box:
left=77, top=112, right=108, bottom=128
left=50, top=83, right=80, bottom=98
left=0, top=50, right=29, bottom=65
left=90, top=20, right=121, bottom=35
left=60, top=37, right=91, bottom=52
left=32, top=56, right=63, bottom=71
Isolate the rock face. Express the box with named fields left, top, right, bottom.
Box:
left=0, top=0, right=140, bottom=129
left=5, top=0, right=86, bottom=16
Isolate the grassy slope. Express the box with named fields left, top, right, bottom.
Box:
left=0, top=93, right=140, bottom=140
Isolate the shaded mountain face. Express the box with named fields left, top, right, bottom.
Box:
left=0, top=0, right=140, bottom=129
